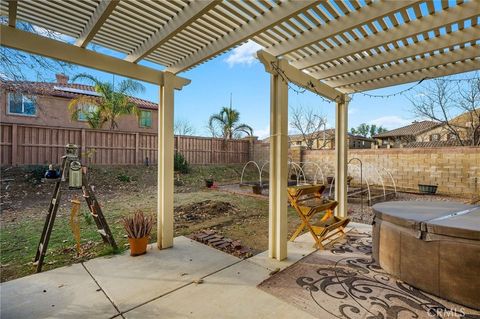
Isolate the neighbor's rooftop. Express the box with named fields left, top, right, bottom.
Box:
left=373, top=120, right=440, bottom=138
left=0, top=77, right=159, bottom=110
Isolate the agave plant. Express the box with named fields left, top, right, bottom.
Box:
left=122, top=211, right=154, bottom=239
left=68, top=73, right=145, bottom=130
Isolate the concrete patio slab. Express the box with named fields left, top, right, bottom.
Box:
left=124, top=260, right=316, bottom=319
left=83, top=236, right=240, bottom=312
left=0, top=263, right=119, bottom=319
left=247, top=233, right=317, bottom=272
left=247, top=222, right=372, bottom=272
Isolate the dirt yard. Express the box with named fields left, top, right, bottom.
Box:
left=0, top=164, right=470, bottom=282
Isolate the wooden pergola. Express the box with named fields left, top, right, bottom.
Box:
left=1, top=0, right=479, bottom=260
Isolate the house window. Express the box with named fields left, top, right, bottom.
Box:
left=296, top=141, right=302, bottom=146
left=430, top=134, right=440, bottom=141
left=139, top=110, right=152, bottom=128
left=7, top=93, right=36, bottom=116
left=77, top=104, right=98, bottom=121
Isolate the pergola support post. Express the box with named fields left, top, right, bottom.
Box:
left=268, top=60, right=289, bottom=261
left=335, top=95, right=348, bottom=218
left=157, top=72, right=175, bottom=249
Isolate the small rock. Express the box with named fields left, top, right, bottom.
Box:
left=193, top=279, right=204, bottom=285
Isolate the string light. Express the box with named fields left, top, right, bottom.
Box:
left=351, top=75, right=479, bottom=99
left=270, top=61, right=339, bottom=103
left=270, top=60, right=479, bottom=101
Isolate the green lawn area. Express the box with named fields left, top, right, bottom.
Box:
left=0, top=164, right=298, bottom=282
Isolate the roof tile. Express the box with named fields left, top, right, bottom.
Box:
left=373, top=121, right=440, bottom=138
left=0, top=81, right=158, bottom=110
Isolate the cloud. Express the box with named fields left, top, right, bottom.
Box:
left=254, top=126, right=270, bottom=139
left=348, top=107, right=357, bottom=115
left=225, top=40, right=262, bottom=67
left=368, top=116, right=411, bottom=130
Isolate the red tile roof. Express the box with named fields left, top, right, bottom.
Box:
left=373, top=120, right=440, bottom=138
left=0, top=80, right=158, bottom=110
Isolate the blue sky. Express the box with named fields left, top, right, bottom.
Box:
left=13, top=37, right=476, bottom=138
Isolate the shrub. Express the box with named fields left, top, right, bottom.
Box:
left=26, top=165, right=49, bottom=184
left=117, top=173, right=131, bottom=182
left=174, top=152, right=189, bottom=174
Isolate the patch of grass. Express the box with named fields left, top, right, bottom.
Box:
left=117, top=173, right=132, bottom=182
left=0, top=164, right=292, bottom=282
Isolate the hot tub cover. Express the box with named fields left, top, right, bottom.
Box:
left=425, top=206, right=480, bottom=240
left=372, top=201, right=474, bottom=233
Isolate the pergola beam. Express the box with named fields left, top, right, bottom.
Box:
left=342, top=58, right=480, bottom=93
left=7, top=0, right=17, bottom=28
left=291, top=1, right=480, bottom=70
left=330, top=45, right=479, bottom=89
left=0, top=25, right=190, bottom=89
left=166, top=1, right=316, bottom=74
left=268, top=0, right=420, bottom=57
left=75, top=0, right=118, bottom=48
left=256, top=50, right=343, bottom=101
left=125, top=0, right=219, bottom=63
left=312, top=26, right=480, bottom=80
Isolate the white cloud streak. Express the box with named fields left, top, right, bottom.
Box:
left=368, top=116, right=411, bottom=130
left=225, top=41, right=262, bottom=67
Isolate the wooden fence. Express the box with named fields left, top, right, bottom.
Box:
left=0, top=123, right=251, bottom=166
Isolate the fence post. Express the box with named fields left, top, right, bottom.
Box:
left=11, top=124, right=17, bottom=166
left=210, top=139, right=215, bottom=164
left=135, top=133, right=140, bottom=165
left=176, top=135, right=181, bottom=154
left=81, top=129, right=86, bottom=159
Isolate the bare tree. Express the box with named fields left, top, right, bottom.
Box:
left=457, top=78, right=480, bottom=146
left=206, top=120, right=221, bottom=138
left=0, top=20, right=74, bottom=81
left=174, top=118, right=196, bottom=136
left=408, top=76, right=480, bottom=146
left=289, top=106, right=328, bottom=150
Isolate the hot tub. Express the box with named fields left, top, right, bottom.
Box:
left=372, top=201, right=480, bottom=310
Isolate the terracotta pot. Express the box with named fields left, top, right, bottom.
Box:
left=128, top=236, right=148, bottom=256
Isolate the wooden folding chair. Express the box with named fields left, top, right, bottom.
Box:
left=287, top=184, right=350, bottom=249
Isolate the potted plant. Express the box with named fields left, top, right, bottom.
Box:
left=205, top=176, right=214, bottom=188
left=418, top=183, right=438, bottom=195
left=252, top=183, right=262, bottom=195
left=122, top=211, right=154, bottom=256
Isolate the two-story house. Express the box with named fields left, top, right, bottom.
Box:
left=374, top=112, right=479, bottom=148
left=0, top=74, right=158, bottom=132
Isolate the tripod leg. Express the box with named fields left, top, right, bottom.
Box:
left=34, top=158, right=67, bottom=272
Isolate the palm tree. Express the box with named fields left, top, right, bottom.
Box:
left=208, top=98, right=253, bottom=139
left=68, top=73, right=145, bottom=129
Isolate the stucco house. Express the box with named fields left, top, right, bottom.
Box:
left=263, top=129, right=375, bottom=149
left=0, top=74, right=158, bottom=132
left=374, top=112, right=480, bottom=147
